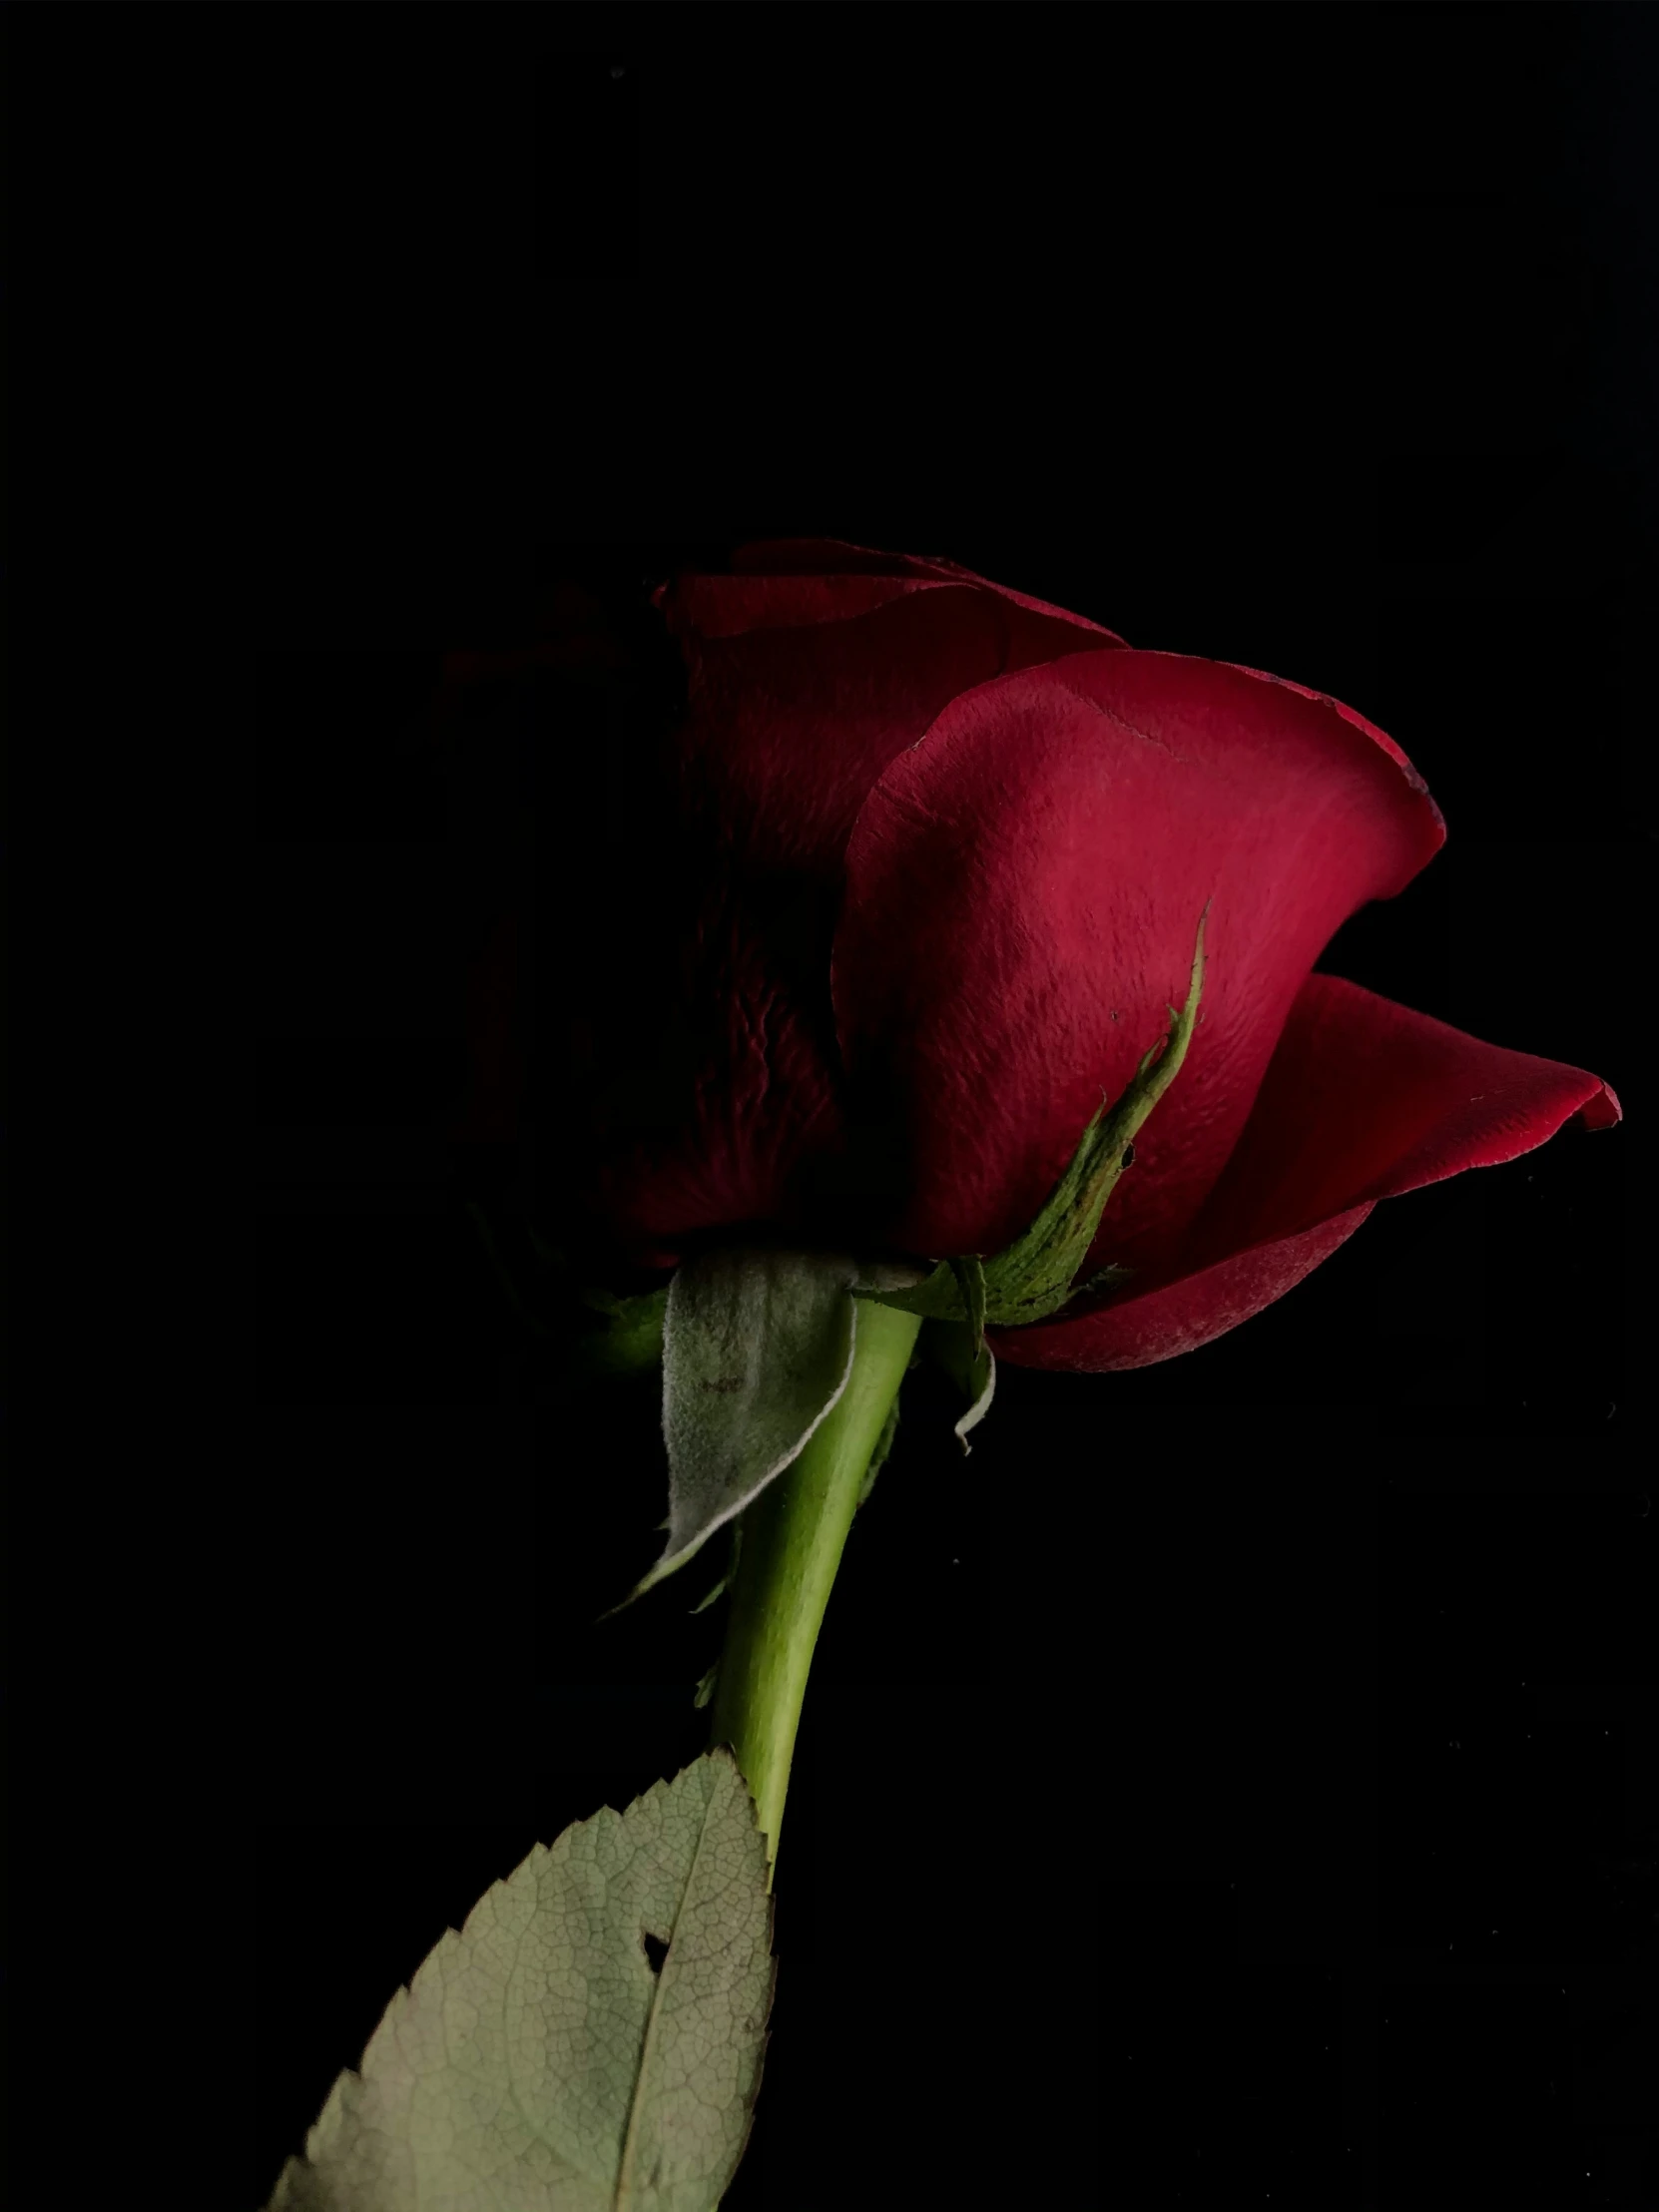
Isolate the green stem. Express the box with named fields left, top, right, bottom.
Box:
left=709, top=1296, right=922, bottom=1891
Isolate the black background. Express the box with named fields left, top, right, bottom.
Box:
left=224, top=6, right=1659, bottom=2207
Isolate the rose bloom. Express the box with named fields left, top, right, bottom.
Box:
left=436, top=540, right=1619, bottom=1374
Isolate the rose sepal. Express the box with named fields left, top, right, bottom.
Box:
left=854, top=901, right=1208, bottom=1333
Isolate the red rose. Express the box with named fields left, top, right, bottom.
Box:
left=439, top=539, right=1619, bottom=1372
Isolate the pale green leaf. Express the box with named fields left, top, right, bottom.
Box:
left=601, top=1248, right=860, bottom=1616
left=265, top=1748, right=776, bottom=2212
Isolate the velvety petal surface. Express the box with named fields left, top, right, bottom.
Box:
left=559, top=546, right=1131, bottom=1269
left=832, top=649, right=1446, bottom=1277
left=667, top=537, right=1129, bottom=644
left=991, top=972, right=1620, bottom=1372
left=988, top=1205, right=1381, bottom=1373
left=650, top=539, right=1124, bottom=885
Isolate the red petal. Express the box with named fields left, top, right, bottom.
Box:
left=1220, top=661, right=1438, bottom=808
left=648, top=546, right=1124, bottom=902
left=548, top=549, right=1136, bottom=1270
left=988, top=1205, right=1377, bottom=1373
left=992, top=973, right=1619, bottom=1373
left=677, top=537, right=1132, bottom=646
left=1180, top=972, right=1621, bottom=1254
left=833, top=650, right=1445, bottom=1276
left=552, top=552, right=1140, bottom=1266
left=656, top=537, right=1127, bottom=650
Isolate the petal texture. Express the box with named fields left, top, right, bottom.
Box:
left=992, top=972, right=1620, bottom=1372
left=832, top=650, right=1446, bottom=1278
left=566, top=547, right=1131, bottom=1267
left=658, top=536, right=1127, bottom=647
left=651, top=539, right=1124, bottom=885
left=987, top=1205, right=1378, bottom=1374
left=1184, top=972, right=1620, bottom=1258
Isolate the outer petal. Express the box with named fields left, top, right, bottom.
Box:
left=1183, top=972, right=1620, bottom=1253
left=988, top=1205, right=1380, bottom=1373
left=656, top=536, right=1126, bottom=650
left=992, top=973, right=1620, bottom=1373
left=831, top=650, right=1445, bottom=1278
left=650, top=542, right=1124, bottom=885
left=469, top=548, right=1123, bottom=1277
left=556, top=551, right=1128, bottom=1268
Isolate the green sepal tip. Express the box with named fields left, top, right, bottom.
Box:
left=852, top=901, right=1209, bottom=1335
